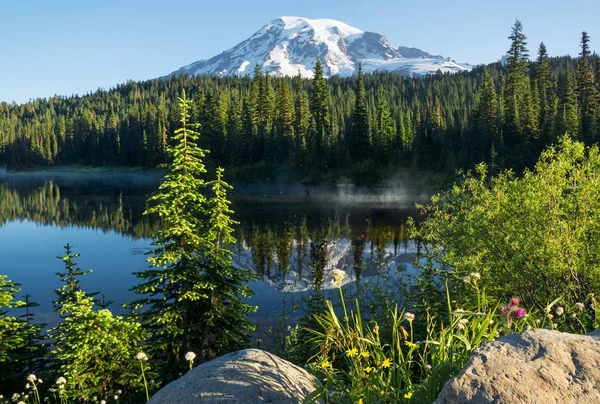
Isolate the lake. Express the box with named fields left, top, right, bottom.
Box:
left=0, top=169, right=432, bottom=326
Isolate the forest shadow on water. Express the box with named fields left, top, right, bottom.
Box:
left=0, top=171, right=433, bottom=331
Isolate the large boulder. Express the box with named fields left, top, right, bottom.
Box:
left=435, top=329, right=600, bottom=403
left=148, top=349, right=321, bottom=403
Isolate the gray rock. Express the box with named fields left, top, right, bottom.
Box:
left=148, top=349, right=321, bottom=403
left=435, top=329, right=600, bottom=404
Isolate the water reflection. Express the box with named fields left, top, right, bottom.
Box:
left=0, top=172, right=428, bottom=317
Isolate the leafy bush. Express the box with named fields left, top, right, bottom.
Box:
left=415, top=136, right=600, bottom=316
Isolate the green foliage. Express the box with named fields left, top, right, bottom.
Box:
left=2, top=23, right=599, bottom=183
left=0, top=276, right=44, bottom=392
left=416, top=136, right=600, bottom=316
left=48, top=246, right=148, bottom=402
left=130, top=91, right=256, bottom=381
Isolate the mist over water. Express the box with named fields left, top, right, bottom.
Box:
left=0, top=170, right=430, bottom=324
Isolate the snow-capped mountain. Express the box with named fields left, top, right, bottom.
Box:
left=170, top=16, right=472, bottom=78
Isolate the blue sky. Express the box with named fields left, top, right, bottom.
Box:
left=1, top=0, right=598, bottom=104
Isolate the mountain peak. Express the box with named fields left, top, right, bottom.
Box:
left=276, top=16, right=364, bottom=37
left=170, top=17, right=471, bottom=79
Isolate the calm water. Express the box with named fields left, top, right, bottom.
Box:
left=0, top=170, right=431, bottom=324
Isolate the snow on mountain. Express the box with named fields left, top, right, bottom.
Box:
left=170, top=16, right=472, bottom=79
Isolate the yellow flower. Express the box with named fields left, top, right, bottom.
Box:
left=321, top=359, right=331, bottom=369
left=380, top=390, right=385, bottom=396
left=364, top=366, right=374, bottom=373
left=405, top=341, right=418, bottom=349
left=360, top=351, right=370, bottom=358
left=357, top=399, right=363, bottom=404
left=381, top=358, right=392, bottom=368
left=346, top=348, right=358, bottom=357
left=404, top=391, right=413, bottom=399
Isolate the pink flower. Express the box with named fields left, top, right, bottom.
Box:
left=516, top=308, right=526, bottom=318
left=500, top=306, right=507, bottom=314
left=510, top=298, right=519, bottom=306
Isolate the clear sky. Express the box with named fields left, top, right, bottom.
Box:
left=1, top=0, right=598, bottom=104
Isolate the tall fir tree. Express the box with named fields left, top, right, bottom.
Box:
left=130, top=91, right=255, bottom=380
left=309, top=59, right=330, bottom=164
left=349, top=64, right=371, bottom=162
left=504, top=20, right=531, bottom=149
left=576, top=31, right=598, bottom=141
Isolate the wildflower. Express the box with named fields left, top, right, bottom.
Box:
left=555, top=306, right=564, bottom=316
left=404, top=312, right=415, bottom=323
left=516, top=308, right=527, bottom=318
left=404, top=391, right=413, bottom=399
left=346, top=348, right=358, bottom=357
left=56, top=377, right=66, bottom=385
left=38, top=379, right=43, bottom=384
left=575, top=302, right=585, bottom=311
left=462, top=275, right=471, bottom=283
left=27, top=374, right=37, bottom=383
left=331, top=269, right=345, bottom=287
left=457, top=318, right=469, bottom=330
left=500, top=306, right=507, bottom=314
left=470, top=272, right=481, bottom=280
left=425, top=364, right=432, bottom=371
left=101, top=401, right=106, bottom=404
left=511, top=298, right=519, bottom=306
left=185, top=351, right=196, bottom=362
left=360, top=351, right=370, bottom=358
left=364, top=366, right=374, bottom=373
left=321, top=359, right=331, bottom=369
left=18, top=401, right=26, bottom=404
left=117, top=390, right=122, bottom=395
left=381, top=358, right=392, bottom=368
left=135, top=352, right=148, bottom=361
left=455, top=308, right=465, bottom=313
left=25, top=384, right=30, bottom=389
left=547, top=313, right=554, bottom=320
left=114, top=395, right=119, bottom=400
left=405, top=341, right=418, bottom=349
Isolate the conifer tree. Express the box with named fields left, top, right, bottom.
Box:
left=504, top=20, right=530, bottom=147
left=349, top=64, right=371, bottom=161
left=130, top=91, right=255, bottom=379
left=309, top=60, right=330, bottom=162
left=535, top=42, right=556, bottom=142
left=49, top=246, right=147, bottom=401
left=475, top=67, right=499, bottom=161
left=558, top=66, right=579, bottom=138
left=196, top=167, right=256, bottom=362
left=576, top=32, right=598, bottom=141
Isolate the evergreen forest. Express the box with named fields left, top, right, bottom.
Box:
left=1, top=22, right=599, bottom=183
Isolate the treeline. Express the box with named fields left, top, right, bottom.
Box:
left=1, top=21, right=599, bottom=178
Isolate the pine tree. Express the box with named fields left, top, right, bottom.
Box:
left=49, top=246, right=147, bottom=401
left=376, top=98, right=396, bottom=160
left=576, top=31, right=598, bottom=141
left=475, top=67, right=499, bottom=161
left=504, top=20, right=531, bottom=148
left=130, top=91, right=255, bottom=379
left=130, top=90, right=211, bottom=378
left=349, top=64, right=371, bottom=162
left=309, top=60, right=330, bottom=163
left=535, top=42, right=556, bottom=142
left=196, top=167, right=256, bottom=362
left=558, top=65, right=579, bottom=138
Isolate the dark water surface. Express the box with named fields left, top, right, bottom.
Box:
left=0, top=169, right=432, bottom=324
